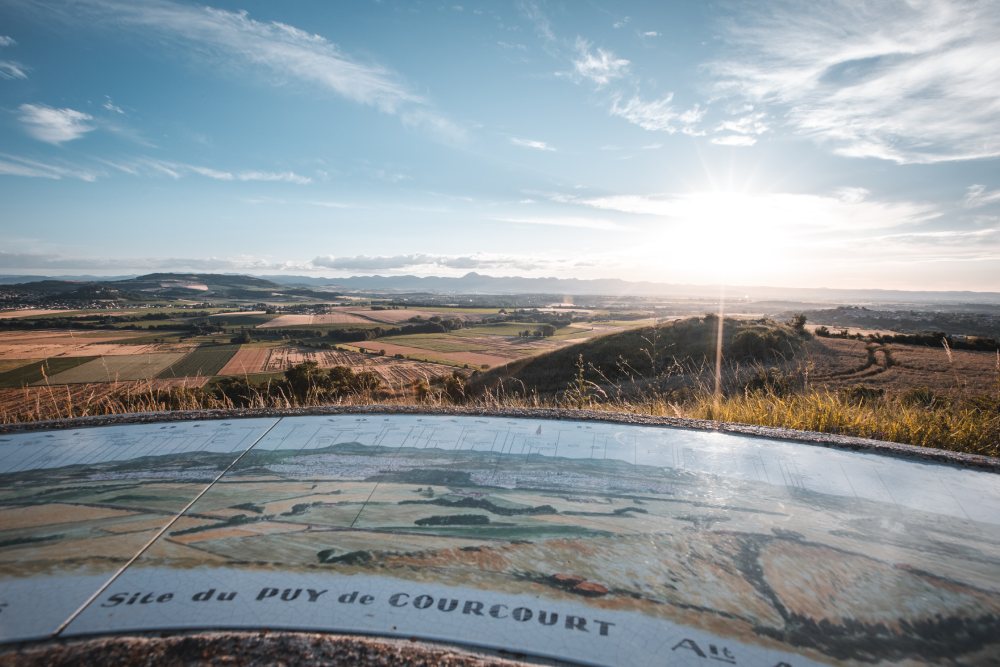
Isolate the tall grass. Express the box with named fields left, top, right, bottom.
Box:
left=2, top=360, right=997, bottom=459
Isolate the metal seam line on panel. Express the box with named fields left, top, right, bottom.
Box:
left=50, top=417, right=285, bottom=637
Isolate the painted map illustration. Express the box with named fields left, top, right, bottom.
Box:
left=1, top=415, right=998, bottom=666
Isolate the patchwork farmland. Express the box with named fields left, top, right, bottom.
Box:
left=42, top=353, right=188, bottom=384
left=218, top=345, right=451, bottom=387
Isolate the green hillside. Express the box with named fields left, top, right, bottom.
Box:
left=468, top=316, right=807, bottom=397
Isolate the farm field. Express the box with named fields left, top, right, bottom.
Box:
left=339, top=307, right=487, bottom=324
left=352, top=320, right=643, bottom=368
left=41, top=353, right=188, bottom=384
left=157, top=345, right=241, bottom=379
left=257, top=313, right=372, bottom=328
left=351, top=340, right=512, bottom=368
left=0, top=309, right=82, bottom=319
left=216, top=344, right=449, bottom=388
left=0, top=357, right=97, bottom=388
left=804, top=337, right=1000, bottom=397
left=0, top=330, right=182, bottom=361
left=217, top=346, right=272, bottom=376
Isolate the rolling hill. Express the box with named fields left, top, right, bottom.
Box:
left=468, top=316, right=808, bottom=398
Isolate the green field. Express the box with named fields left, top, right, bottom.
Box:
left=40, top=353, right=187, bottom=384
left=202, top=313, right=278, bottom=327
left=380, top=334, right=493, bottom=353
left=157, top=345, right=241, bottom=379
left=0, top=357, right=98, bottom=388
left=453, top=322, right=550, bottom=336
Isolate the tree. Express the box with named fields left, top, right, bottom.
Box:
left=789, top=313, right=807, bottom=333
left=285, top=361, right=328, bottom=399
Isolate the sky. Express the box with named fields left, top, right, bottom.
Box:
left=1, top=0, right=999, bottom=291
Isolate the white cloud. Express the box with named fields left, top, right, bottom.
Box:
left=572, top=37, right=629, bottom=86
left=493, top=216, right=626, bottom=231
left=17, top=104, right=95, bottom=144
left=0, top=251, right=303, bottom=272
left=610, top=95, right=704, bottom=135
left=61, top=0, right=461, bottom=140
left=310, top=253, right=542, bottom=272
left=0, top=61, right=27, bottom=80
left=963, top=184, right=1000, bottom=209
left=642, top=31, right=660, bottom=38
left=102, top=97, right=125, bottom=114
left=577, top=190, right=940, bottom=233
left=834, top=187, right=871, bottom=204
left=712, top=0, right=1000, bottom=163
left=711, top=135, right=756, bottom=147
left=0, top=153, right=99, bottom=181
left=188, top=165, right=233, bottom=181
left=237, top=170, right=312, bottom=185
left=715, top=111, right=768, bottom=138
left=0, top=36, right=16, bottom=47
left=510, top=137, right=556, bottom=152
left=105, top=158, right=312, bottom=184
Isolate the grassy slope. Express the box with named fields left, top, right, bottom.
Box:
left=469, top=317, right=805, bottom=396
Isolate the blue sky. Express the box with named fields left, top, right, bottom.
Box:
left=1, top=0, right=998, bottom=290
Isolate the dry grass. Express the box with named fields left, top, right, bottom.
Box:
left=1, top=329, right=997, bottom=460
left=2, top=375, right=996, bottom=459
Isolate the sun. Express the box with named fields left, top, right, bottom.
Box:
left=650, top=191, right=792, bottom=285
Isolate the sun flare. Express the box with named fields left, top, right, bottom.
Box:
left=651, top=191, right=792, bottom=284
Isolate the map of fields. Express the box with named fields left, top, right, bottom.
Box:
left=1, top=415, right=998, bottom=666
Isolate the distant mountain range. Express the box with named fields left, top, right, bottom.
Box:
left=1, top=272, right=999, bottom=305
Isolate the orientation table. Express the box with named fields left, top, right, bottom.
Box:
left=0, top=414, right=998, bottom=666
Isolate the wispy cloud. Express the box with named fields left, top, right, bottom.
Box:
left=493, top=215, right=626, bottom=231
left=0, top=251, right=302, bottom=272
left=711, top=135, right=757, bottom=147
left=519, top=0, right=556, bottom=44
left=610, top=95, right=704, bottom=135
left=642, top=31, right=659, bottom=38
left=572, top=37, right=629, bottom=86
left=237, top=170, right=312, bottom=185
left=576, top=189, right=939, bottom=233
left=103, top=158, right=312, bottom=184
left=510, top=137, right=556, bottom=152
left=0, top=36, right=16, bottom=47
left=0, top=153, right=99, bottom=181
left=0, top=61, right=27, bottom=80
left=712, top=0, right=1000, bottom=163
left=102, top=97, right=125, bottom=114
left=963, top=184, right=1000, bottom=209
left=56, top=0, right=462, bottom=140
left=310, top=253, right=553, bottom=273
left=716, top=111, right=768, bottom=136
left=17, top=104, right=95, bottom=144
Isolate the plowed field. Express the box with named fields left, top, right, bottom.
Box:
left=804, top=337, right=999, bottom=397
left=216, top=345, right=450, bottom=388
